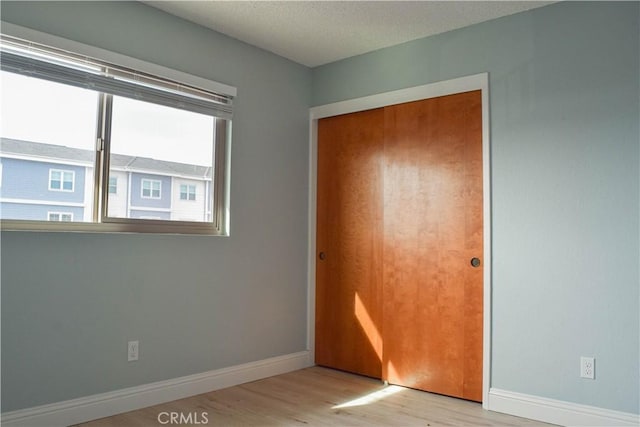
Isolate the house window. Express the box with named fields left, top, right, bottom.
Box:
left=48, top=212, right=73, bottom=222
left=180, top=184, right=196, bottom=201
left=108, top=177, right=117, bottom=194
left=141, top=179, right=161, bottom=199
left=49, top=169, right=75, bottom=192
left=0, top=32, right=233, bottom=234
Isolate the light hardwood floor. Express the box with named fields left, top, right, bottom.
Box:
left=76, top=367, right=553, bottom=426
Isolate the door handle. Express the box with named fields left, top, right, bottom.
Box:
left=470, top=257, right=481, bottom=268
left=319, top=252, right=326, bottom=260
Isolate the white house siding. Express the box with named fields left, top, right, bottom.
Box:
left=106, top=170, right=128, bottom=218
left=83, top=166, right=94, bottom=221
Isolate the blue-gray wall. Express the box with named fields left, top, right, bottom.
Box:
left=1, top=0, right=638, bottom=418
left=313, top=1, right=639, bottom=415
left=1, top=0, right=310, bottom=412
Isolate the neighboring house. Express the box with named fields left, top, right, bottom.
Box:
left=0, top=138, right=212, bottom=222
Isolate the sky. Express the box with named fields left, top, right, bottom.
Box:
left=0, top=71, right=214, bottom=166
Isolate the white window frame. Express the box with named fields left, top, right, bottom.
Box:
left=141, top=179, right=162, bottom=199
left=48, top=211, right=73, bottom=222
left=179, top=184, right=196, bottom=201
left=0, top=23, right=235, bottom=235
left=48, top=169, right=75, bottom=192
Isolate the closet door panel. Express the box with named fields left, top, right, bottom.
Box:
left=382, top=91, right=483, bottom=401
left=315, top=108, right=384, bottom=378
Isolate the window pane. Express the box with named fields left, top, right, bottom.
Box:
left=48, top=169, right=75, bottom=192
left=62, top=171, right=74, bottom=191
left=47, top=212, right=73, bottom=222
left=107, top=96, right=214, bottom=222
left=108, top=177, right=117, bottom=194
left=179, top=184, right=197, bottom=201
left=50, top=170, right=61, bottom=190
left=0, top=71, right=98, bottom=222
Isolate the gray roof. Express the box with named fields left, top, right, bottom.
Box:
left=1, top=138, right=212, bottom=179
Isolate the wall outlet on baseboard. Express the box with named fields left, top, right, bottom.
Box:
left=580, top=356, right=594, bottom=379
left=128, top=340, right=139, bottom=362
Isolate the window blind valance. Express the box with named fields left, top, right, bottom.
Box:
left=0, top=36, right=233, bottom=120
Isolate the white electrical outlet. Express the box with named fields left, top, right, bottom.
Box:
left=580, top=356, right=595, bottom=379
left=128, top=340, right=139, bottom=362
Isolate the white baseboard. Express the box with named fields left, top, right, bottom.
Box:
left=488, top=388, right=640, bottom=427
left=1, top=350, right=312, bottom=427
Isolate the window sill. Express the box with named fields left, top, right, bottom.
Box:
left=0, top=219, right=227, bottom=236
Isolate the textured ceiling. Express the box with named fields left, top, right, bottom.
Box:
left=144, top=1, right=554, bottom=67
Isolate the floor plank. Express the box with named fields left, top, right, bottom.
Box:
left=75, top=367, right=553, bottom=426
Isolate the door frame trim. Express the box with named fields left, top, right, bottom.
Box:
left=307, top=73, right=491, bottom=407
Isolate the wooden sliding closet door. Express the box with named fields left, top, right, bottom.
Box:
left=382, top=91, right=483, bottom=401
left=315, top=108, right=384, bottom=378
left=315, top=90, right=483, bottom=402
